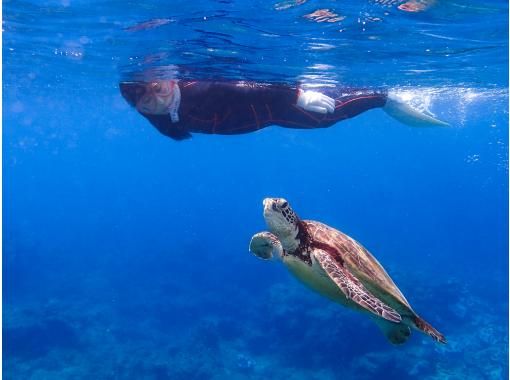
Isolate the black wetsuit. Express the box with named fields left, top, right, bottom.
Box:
left=120, top=80, right=388, bottom=140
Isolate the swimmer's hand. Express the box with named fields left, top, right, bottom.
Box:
left=297, top=90, right=335, bottom=114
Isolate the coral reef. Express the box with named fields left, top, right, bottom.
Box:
left=4, top=260, right=508, bottom=379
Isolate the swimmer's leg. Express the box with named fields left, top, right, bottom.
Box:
left=383, top=93, right=449, bottom=127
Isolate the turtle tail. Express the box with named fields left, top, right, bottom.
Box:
left=413, top=315, right=447, bottom=344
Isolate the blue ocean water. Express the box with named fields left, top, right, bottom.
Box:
left=3, top=0, right=509, bottom=379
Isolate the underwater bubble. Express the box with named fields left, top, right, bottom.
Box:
left=54, top=41, right=84, bottom=61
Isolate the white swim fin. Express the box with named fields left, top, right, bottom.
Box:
left=383, top=94, right=449, bottom=127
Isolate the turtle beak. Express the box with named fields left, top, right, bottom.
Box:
left=263, top=198, right=270, bottom=218
left=263, top=198, right=273, bottom=212
left=263, top=198, right=279, bottom=219
left=119, top=82, right=146, bottom=107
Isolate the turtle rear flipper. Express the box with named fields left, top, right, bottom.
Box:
left=373, top=318, right=411, bottom=345
left=249, top=232, right=283, bottom=260
left=414, top=316, right=447, bottom=344
left=314, top=249, right=402, bottom=323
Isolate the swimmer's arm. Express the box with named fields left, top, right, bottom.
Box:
left=179, top=81, right=297, bottom=108
left=179, top=81, right=335, bottom=116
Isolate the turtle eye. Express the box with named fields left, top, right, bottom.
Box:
left=272, top=203, right=278, bottom=211
left=152, top=83, right=161, bottom=92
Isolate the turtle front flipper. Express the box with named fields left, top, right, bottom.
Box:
left=249, top=232, right=283, bottom=260
left=314, top=249, right=402, bottom=323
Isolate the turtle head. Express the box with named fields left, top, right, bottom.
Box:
left=263, top=198, right=300, bottom=251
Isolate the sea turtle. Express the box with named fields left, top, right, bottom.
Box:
left=249, top=198, right=446, bottom=344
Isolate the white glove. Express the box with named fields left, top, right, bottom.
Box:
left=296, top=89, right=335, bottom=114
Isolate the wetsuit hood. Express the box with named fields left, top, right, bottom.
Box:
left=119, top=82, right=146, bottom=107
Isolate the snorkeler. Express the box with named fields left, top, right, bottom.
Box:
left=119, top=79, right=448, bottom=141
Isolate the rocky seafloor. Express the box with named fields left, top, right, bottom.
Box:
left=4, top=247, right=509, bottom=380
